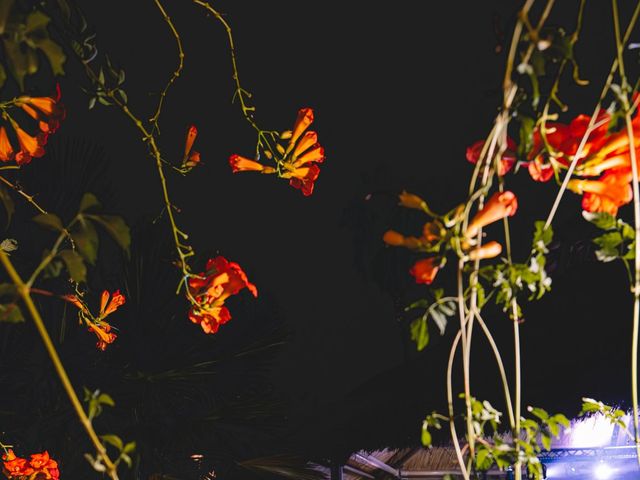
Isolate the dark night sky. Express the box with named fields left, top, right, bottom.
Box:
left=38, top=0, right=640, bottom=456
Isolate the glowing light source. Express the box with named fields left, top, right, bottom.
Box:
left=594, top=461, right=614, bottom=480
left=565, top=414, right=615, bottom=448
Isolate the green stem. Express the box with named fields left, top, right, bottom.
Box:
left=0, top=250, right=119, bottom=479
left=612, top=0, right=640, bottom=465
left=150, top=0, right=185, bottom=134
left=457, top=261, right=475, bottom=460
left=512, top=300, right=522, bottom=480
left=473, top=309, right=516, bottom=429
left=0, top=174, right=47, bottom=215
left=27, top=227, right=68, bottom=287
left=447, top=329, right=470, bottom=480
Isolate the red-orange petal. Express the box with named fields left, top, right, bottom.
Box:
left=229, top=154, right=264, bottom=173
left=292, top=131, right=318, bottom=158
left=288, top=108, right=314, bottom=148
left=184, top=125, right=198, bottom=161
left=0, top=127, right=14, bottom=162
left=292, top=145, right=325, bottom=168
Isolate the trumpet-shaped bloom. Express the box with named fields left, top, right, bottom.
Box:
left=2, top=449, right=59, bottom=479
left=0, top=87, right=66, bottom=165
left=2, top=450, right=34, bottom=477
left=468, top=241, right=503, bottom=261
left=229, top=154, right=267, bottom=173
left=527, top=156, right=554, bottom=182
left=29, top=451, right=60, bottom=480
left=17, top=87, right=65, bottom=135
left=466, top=191, right=518, bottom=239
left=466, top=137, right=517, bottom=176
left=99, top=289, right=126, bottom=319
left=229, top=107, right=324, bottom=195
left=13, top=123, right=46, bottom=165
left=64, top=289, right=125, bottom=351
left=398, top=191, right=427, bottom=210
left=568, top=168, right=633, bottom=216
left=88, top=321, right=118, bottom=351
left=382, top=230, right=422, bottom=249
left=288, top=108, right=314, bottom=149
left=0, top=127, right=14, bottom=161
left=181, top=125, right=201, bottom=170
left=410, top=258, right=440, bottom=285
left=187, top=256, right=257, bottom=335
left=287, top=164, right=321, bottom=196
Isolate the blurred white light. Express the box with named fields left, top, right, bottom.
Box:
left=568, top=414, right=615, bottom=448
left=594, top=462, right=614, bottom=480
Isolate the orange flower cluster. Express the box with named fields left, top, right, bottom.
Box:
left=2, top=449, right=59, bottom=479
left=62, top=290, right=125, bottom=351
left=187, top=257, right=258, bottom=334
left=383, top=191, right=518, bottom=285
left=526, top=111, right=640, bottom=215
left=0, top=86, right=65, bottom=165
left=466, top=110, right=640, bottom=216
left=229, top=108, right=325, bottom=196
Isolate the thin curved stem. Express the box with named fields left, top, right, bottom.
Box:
left=511, top=300, right=522, bottom=479
left=457, top=261, right=475, bottom=460
left=191, top=0, right=279, bottom=161
left=473, top=309, right=516, bottom=429
left=612, top=0, right=640, bottom=465
left=0, top=250, right=118, bottom=479
left=79, top=60, right=193, bottom=278
left=150, top=0, right=185, bottom=134
left=0, top=174, right=47, bottom=215
left=447, top=329, right=470, bottom=480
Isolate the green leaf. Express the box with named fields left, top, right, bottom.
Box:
left=621, top=221, right=635, bottom=240
left=117, top=89, right=128, bottom=104
left=0, top=183, right=14, bottom=229
left=593, top=232, right=623, bottom=249
left=79, top=193, right=101, bottom=213
left=404, top=299, right=428, bottom=311
left=518, top=116, right=535, bottom=160
left=123, top=441, right=136, bottom=454
left=547, top=421, right=560, bottom=437
left=120, top=453, right=132, bottom=467
left=58, top=249, right=87, bottom=283
left=88, top=215, right=130, bottom=254
left=532, top=221, right=553, bottom=251
left=528, top=406, right=549, bottom=421
left=420, top=427, right=431, bottom=447
left=551, top=413, right=570, bottom=428
left=97, top=393, right=115, bottom=407
left=71, top=221, right=99, bottom=265
left=476, top=448, right=492, bottom=470
left=33, top=213, right=64, bottom=232
left=430, top=308, right=448, bottom=335
left=101, top=434, right=123, bottom=451
left=583, top=211, right=617, bottom=230
left=595, top=247, right=619, bottom=263
left=410, top=317, right=429, bottom=351
left=24, top=11, right=66, bottom=76
left=0, top=303, right=23, bottom=322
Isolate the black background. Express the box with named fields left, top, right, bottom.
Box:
left=5, top=0, right=640, bottom=472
